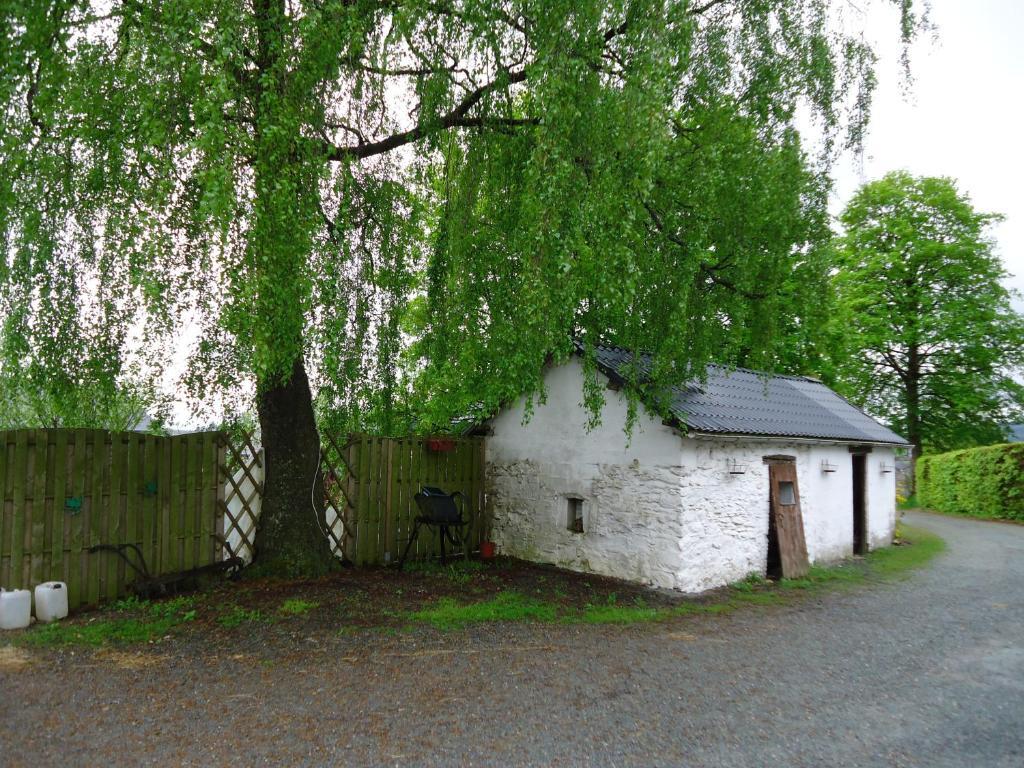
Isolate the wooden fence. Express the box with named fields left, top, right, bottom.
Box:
left=325, top=434, right=487, bottom=566
left=0, top=429, right=224, bottom=610
left=0, top=428, right=488, bottom=610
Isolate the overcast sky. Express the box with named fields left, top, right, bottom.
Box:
left=833, top=0, right=1024, bottom=311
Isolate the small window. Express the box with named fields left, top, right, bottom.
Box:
left=567, top=497, right=584, bottom=533
left=778, top=481, right=796, bottom=506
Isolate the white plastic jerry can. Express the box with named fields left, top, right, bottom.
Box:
left=34, top=582, right=69, bottom=623
left=0, top=588, right=32, bottom=630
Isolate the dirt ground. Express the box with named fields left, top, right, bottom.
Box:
left=3, top=555, right=692, bottom=657
left=7, top=515, right=1018, bottom=767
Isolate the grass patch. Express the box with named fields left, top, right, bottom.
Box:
left=581, top=603, right=663, bottom=624
left=279, top=598, right=319, bottom=616
left=579, top=594, right=663, bottom=624
left=402, top=559, right=486, bottom=585
left=18, top=596, right=197, bottom=648
left=732, top=573, right=771, bottom=592
left=402, top=525, right=944, bottom=631
left=729, top=590, right=784, bottom=607
left=864, top=523, right=945, bottom=577
left=409, top=590, right=557, bottom=630
left=217, top=605, right=265, bottom=628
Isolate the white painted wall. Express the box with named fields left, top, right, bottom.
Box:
left=487, top=358, right=686, bottom=589
left=866, top=450, right=898, bottom=549
left=486, top=358, right=898, bottom=593
left=798, top=443, right=857, bottom=563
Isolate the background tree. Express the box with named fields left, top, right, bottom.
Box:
left=1, top=0, right=922, bottom=575
left=0, top=272, right=165, bottom=430
left=832, top=172, right=1024, bottom=461
left=0, top=369, right=164, bottom=431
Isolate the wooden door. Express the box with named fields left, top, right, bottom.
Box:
left=766, top=458, right=809, bottom=578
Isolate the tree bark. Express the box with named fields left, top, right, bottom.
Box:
left=905, top=344, right=922, bottom=493
left=252, top=356, right=336, bottom=577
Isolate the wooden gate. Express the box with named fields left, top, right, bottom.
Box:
left=765, top=455, right=810, bottom=579
left=0, top=429, right=225, bottom=610
left=326, top=434, right=486, bottom=566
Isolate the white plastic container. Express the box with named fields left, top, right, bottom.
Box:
left=0, top=588, right=32, bottom=630
left=34, top=582, right=69, bottom=623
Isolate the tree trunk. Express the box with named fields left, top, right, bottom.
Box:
left=252, top=356, right=336, bottom=577
left=905, top=344, right=922, bottom=494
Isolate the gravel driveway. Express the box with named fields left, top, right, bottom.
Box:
left=2, top=510, right=1022, bottom=767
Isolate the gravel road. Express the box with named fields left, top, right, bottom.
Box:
left=2, top=510, right=1022, bottom=767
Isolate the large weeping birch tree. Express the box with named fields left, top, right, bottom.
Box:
left=1, top=0, right=920, bottom=575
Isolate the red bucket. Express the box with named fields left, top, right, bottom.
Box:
left=479, top=541, right=496, bottom=560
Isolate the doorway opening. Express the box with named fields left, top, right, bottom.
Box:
left=766, top=501, right=782, bottom=579
left=852, top=453, right=867, bottom=555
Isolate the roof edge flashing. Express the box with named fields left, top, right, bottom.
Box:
left=684, top=430, right=912, bottom=448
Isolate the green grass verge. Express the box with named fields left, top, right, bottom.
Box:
left=406, top=523, right=945, bottom=630
left=16, top=596, right=197, bottom=648
left=408, top=590, right=558, bottom=629
left=859, top=523, right=945, bottom=576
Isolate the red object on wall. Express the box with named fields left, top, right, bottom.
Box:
left=480, top=541, right=496, bottom=560
left=426, top=438, right=456, bottom=452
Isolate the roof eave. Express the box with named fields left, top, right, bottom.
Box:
left=683, top=429, right=912, bottom=448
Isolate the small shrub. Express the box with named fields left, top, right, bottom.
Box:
left=897, top=494, right=918, bottom=510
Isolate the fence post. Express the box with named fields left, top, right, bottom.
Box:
left=215, top=433, right=227, bottom=560
left=383, top=440, right=395, bottom=564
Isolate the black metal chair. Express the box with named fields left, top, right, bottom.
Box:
left=398, top=486, right=473, bottom=568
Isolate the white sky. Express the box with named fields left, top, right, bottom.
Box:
left=833, top=0, right=1024, bottom=311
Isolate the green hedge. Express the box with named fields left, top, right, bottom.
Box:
left=916, top=444, right=1024, bottom=521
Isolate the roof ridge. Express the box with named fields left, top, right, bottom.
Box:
left=582, top=340, right=822, bottom=384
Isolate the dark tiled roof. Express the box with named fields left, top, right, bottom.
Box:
left=586, top=343, right=909, bottom=445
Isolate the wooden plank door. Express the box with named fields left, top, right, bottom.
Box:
left=766, top=458, right=810, bottom=579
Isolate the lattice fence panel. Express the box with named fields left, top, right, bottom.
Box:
left=321, top=433, right=356, bottom=561
left=219, top=429, right=263, bottom=564
left=219, top=429, right=354, bottom=564
left=216, top=429, right=482, bottom=568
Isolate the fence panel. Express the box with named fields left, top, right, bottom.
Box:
left=0, top=429, right=224, bottom=611
left=1, top=428, right=487, bottom=587
left=220, top=430, right=263, bottom=564
left=339, top=434, right=487, bottom=566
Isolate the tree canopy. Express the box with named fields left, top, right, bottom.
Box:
left=832, top=171, right=1024, bottom=455
left=1, top=0, right=923, bottom=573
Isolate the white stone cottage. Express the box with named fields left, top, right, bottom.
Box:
left=483, top=344, right=908, bottom=593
